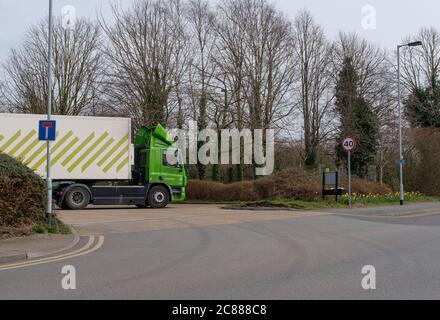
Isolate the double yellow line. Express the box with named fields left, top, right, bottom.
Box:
left=0, top=235, right=105, bottom=272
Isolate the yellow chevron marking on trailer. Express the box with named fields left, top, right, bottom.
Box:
left=0, top=130, right=21, bottom=152
left=7, top=130, right=37, bottom=157
left=103, top=146, right=129, bottom=173
left=98, top=135, right=129, bottom=167
left=24, top=132, right=60, bottom=166
left=24, top=143, right=46, bottom=165
left=31, top=131, right=74, bottom=169
left=51, top=137, right=79, bottom=167
left=62, top=133, right=95, bottom=167
left=0, top=135, right=4, bottom=142
left=116, top=157, right=129, bottom=172
left=67, top=132, right=109, bottom=173
left=31, top=155, right=47, bottom=171
left=17, top=138, right=39, bottom=161
left=31, top=131, right=68, bottom=170
left=81, top=137, right=115, bottom=172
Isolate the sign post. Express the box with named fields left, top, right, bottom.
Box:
left=342, top=136, right=356, bottom=209
left=348, top=151, right=352, bottom=208
left=46, top=0, right=53, bottom=228
left=39, top=119, right=56, bottom=228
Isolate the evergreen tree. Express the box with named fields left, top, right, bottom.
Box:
left=335, top=57, right=378, bottom=178
left=405, top=84, right=440, bottom=128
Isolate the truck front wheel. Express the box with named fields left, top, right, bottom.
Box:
left=65, top=187, right=90, bottom=210
left=148, top=186, right=169, bottom=208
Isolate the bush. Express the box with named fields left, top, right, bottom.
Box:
left=186, top=180, right=258, bottom=202
left=0, top=152, right=47, bottom=228
left=404, top=128, right=440, bottom=196
left=341, top=177, right=391, bottom=195
left=254, top=168, right=321, bottom=201
left=186, top=167, right=392, bottom=202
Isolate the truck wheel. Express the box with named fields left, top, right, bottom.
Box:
left=148, top=186, right=169, bottom=208
left=65, top=187, right=90, bottom=210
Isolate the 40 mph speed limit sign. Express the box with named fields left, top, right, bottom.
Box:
left=342, top=136, right=356, bottom=153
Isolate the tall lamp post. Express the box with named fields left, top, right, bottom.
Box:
left=397, top=40, right=422, bottom=205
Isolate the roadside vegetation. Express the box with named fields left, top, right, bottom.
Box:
left=0, top=153, right=69, bottom=239
left=31, top=219, right=71, bottom=235
left=238, top=193, right=440, bottom=210
left=186, top=168, right=390, bottom=202
left=186, top=169, right=439, bottom=210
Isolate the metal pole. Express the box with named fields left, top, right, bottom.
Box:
left=397, top=45, right=404, bottom=206
left=348, top=151, right=352, bottom=209
left=46, top=0, right=53, bottom=227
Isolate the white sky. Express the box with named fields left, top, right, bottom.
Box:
left=1, top=0, right=440, bottom=62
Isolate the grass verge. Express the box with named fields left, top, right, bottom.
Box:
left=236, top=192, right=440, bottom=210
left=31, top=218, right=71, bottom=235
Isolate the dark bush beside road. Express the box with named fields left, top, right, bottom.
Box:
left=0, top=152, right=46, bottom=229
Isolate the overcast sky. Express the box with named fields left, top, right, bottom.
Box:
left=1, top=0, right=440, bottom=63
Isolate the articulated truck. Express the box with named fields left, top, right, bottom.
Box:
left=0, top=114, right=187, bottom=209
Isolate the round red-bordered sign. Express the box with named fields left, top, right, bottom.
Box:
left=342, top=136, right=356, bottom=152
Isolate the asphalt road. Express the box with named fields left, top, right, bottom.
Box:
left=2, top=203, right=440, bottom=299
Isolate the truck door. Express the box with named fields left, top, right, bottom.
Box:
left=133, top=146, right=149, bottom=185
left=161, top=148, right=184, bottom=186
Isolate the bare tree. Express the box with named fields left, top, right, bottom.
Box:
left=215, top=0, right=295, bottom=179
left=239, top=0, right=295, bottom=131
left=100, top=0, right=187, bottom=129
left=401, top=27, right=440, bottom=91
left=185, top=0, right=217, bottom=179
left=292, top=9, right=334, bottom=168
left=0, top=18, right=103, bottom=115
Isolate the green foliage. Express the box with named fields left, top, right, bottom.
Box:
left=31, top=218, right=71, bottom=235
left=0, top=152, right=47, bottom=228
left=335, top=57, right=378, bottom=178
left=405, top=84, right=440, bottom=128
left=31, top=225, right=49, bottom=234
left=351, top=99, right=379, bottom=177
left=305, top=151, right=317, bottom=169
left=211, top=164, right=220, bottom=181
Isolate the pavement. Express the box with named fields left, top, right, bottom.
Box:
left=0, top=232, right=78, bottom=263
left=1, top=202, right=440, bottom=299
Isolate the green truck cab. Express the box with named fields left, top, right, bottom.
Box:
left=55, top=123, right=187, bottom=210
left=133, top=124, right=187, bottom=205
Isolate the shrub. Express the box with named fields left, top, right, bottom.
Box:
left=0, top=152, right=47, bottom=228
left=186, top=167, right=392, bottom=202
left=404, top=128, right=440, bottom=196
left=254, top=168, right=321, bottom=201
left=341, top=177, right=391, bottom=195
left=186, top=180, right=258, bottom=202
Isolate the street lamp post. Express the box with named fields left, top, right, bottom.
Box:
left=46, top=0, right=53, bottom=227
left=397, top=40, right=422, bottom=206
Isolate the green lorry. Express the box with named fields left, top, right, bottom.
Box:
left=57, top=123, right=187, bottom=210
left=0, top=114, right=187, bottom=210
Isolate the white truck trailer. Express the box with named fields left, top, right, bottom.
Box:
left=0, top=113, right=132, bottom=180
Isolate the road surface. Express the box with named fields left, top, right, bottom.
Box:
left=1, top=203, right=440, bottom=299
